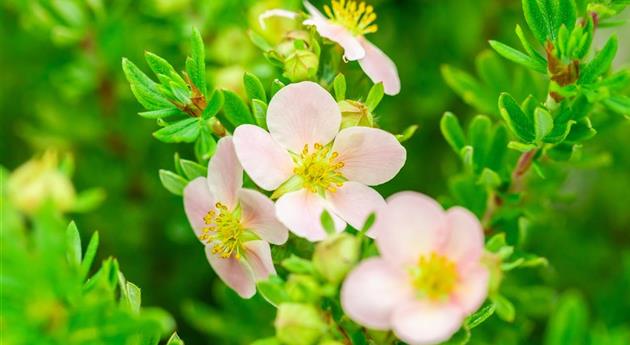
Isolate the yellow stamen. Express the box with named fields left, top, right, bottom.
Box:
left=293, top=143, right=345, bottom=194
left=199, top=202, right=244, bottom=259
left=324, top=0, right=378, bottom=36
left=410, top=252, right=458, bottom=300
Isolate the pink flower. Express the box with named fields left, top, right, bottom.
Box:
left=183, top=137, right=289, bottom=298
left=233, top=81, right=406, bottom=241
left=341, top=192, right=489, bottom=345
left=259, top=1, right=401, bottom=95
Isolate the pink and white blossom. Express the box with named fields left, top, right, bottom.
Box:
left=183, top=137, right=288, bottom=298
left=341, top=192, right=489, bottom=345
left=233, top=81, right=406, bottom=241
left=259, top=1, right=401, bottom=95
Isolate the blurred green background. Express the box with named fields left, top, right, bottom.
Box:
left=1, top=0, right=629, bottom=344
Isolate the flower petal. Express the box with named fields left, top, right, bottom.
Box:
left=267, top=81, right=341, bottom=153
left=243, top=240, right=276, bottom=281
left=303, top=1, right=326, bottom=20
left=358, top=38, right=401, bottom=95
left=239, top=189, right=288, bottom=245
left=341, top=258, right=412, bottom=330
left=303, top=18, right=365, bottom=61
left=275, top=189, right=345, bottom=241
left=205, top=246, right=256, bottom=298
left=183, top=177, right=214, bottom=240
left=207, top=137, right=242, bottom=209
left=258, top=9, right=298, bottom=30
left=442, top=206, right=484, bottom=270
left=392, top=301, right=464, bottom=345
left=233, top=124, right=294, bottom=191
left=326, top=181, right=385, bottom=234
left=375, top=192, right=447, bottom=266
left=452, top=266, right=489, bottom=314
left=332, top=127, right=406, bottom=186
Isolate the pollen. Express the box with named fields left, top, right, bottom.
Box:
left=199, top=202, right=244, bottom=259
left=324, top=0, right=378, bottom=36
left=293, top=143, right=346, bottom=194
left=410, top=252, right=459, bottom=300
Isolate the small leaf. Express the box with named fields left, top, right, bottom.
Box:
left=166, top=333, right=185, bottom=345
left=145, top=52, right=178, bottom=80
left=489, top=40, right=547, bottom=73
left=534, top=107, right=554, bottom=141
left=441, top=65, right=495, bottom=115
left=396, top=124, right=419, bottom=143
left=195, top=124, right=217, bottom=162
left=66, top=221, right=81, bottom=267
left=492, top=294, right=515, bottom=322
left=441, top=112, right=467, bottom=154
left=271, top=79, right=285, bottom=96
left=522, top=0, right=558, bottom=43
left=248, top=29, right=272, bottom=51
left=544, top=292, right=588, bottom=345
left=159, top=170, right=188, bottom=196
left=466, top=302, right=496, bottom=329
left=71, top=188, right=106, bottom=212
left=508, top=141, right=537, bottom=152
left=222, top=90, right=255, bottom=127
left=281, top=255, right=315, bottom=274
left=333, top=73, right=346, bottom=101
left=122, top=58, right=173, bottom=110
left=180, top=159, right=207, bottom=180
left=365, top=82, right=384, bottom=112
left=486, top=233, right=507, bottom=252
left=202, top=89, right=224, bottom=120
left=139, top=108, right=183, bottom=119
left=469, top=115, right=492, bottom=173
left=603, top=95, right=630, bottom=115
left=188, top=27, right=207, bottom=95
left=477, top=168, right=501, bottom=189
left=579, top=35, right=618, bottom=84
left=498, top=93, right=536, bottom=143
left=320, top=210, right=336, bottom=235
left=80, top=231, right=99, bottom=281
left=126, top=281, right=142, bottom=313
left=252, top=99, right=268, bottom=129
left=153, top=118, right=200, bottom=143
left=244, top=72, right=267, bottom=102
left=257, top=275, right=290, bottom=307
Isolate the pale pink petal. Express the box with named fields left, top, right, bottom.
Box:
left=341, top=258, right=412, bottom=330
left=326, top=181, right=385, bottom=234
left=441, top=207, right=484, bottom=270
left=332, top=127, right=406, bottom=186
left=206, top=137, right=242, bottom=209
left=375, top=192, right=447, bottom=266
left=303, top=17, right=365, bottom=61
left=452, top=266, right=489, bottom=315
left=183, top=177, right=215, bottom=240
left=233, top=124, right=294, bottom=191
left=205, top=246, right=256, bottom=298
left=239, top=189, right=289, bottom=245
left=392, top=301, right=464, bottom=345
left=258, top=9, right=298, bottom=30
left=267, top=81, right=341, bottom=152
left=275, top=189, right=345, bottom=241
left=358, top=38, right=400, bottom=95
left=242, top=240, right=276, bottom=281
left=303, top=1, right=326, bottom=20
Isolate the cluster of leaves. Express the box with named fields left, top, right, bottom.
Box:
left=1, top=168, right=182, bottom=345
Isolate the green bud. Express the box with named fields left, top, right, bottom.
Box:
left=285, top=274, right=320, bottom=303
left=275, top=303, right=327, bottom=345
left=338, top=100, right=374, bottom=129
left=284, top=50, right=319, bottom=82
left=276, top=31, right=312, bottom=57
left=312, top=233, right=360, bottom=285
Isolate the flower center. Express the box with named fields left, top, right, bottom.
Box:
left=293, top=143, right=345, bottom=194
left=324, top=0, right=378, bottom=36
left=200, top=202, right=244, bottom=259
left=410, top=252, right=459, bottom=300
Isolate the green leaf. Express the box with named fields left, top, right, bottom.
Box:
left=188, top=28, right=207, bottom=95
left=565, top=118, right=596, bottom=143
left=579, top=35, right=618, bottom=84
left=477, top=168, right=502, bottom=189
left=486, top=124, right=509, bottom=171
left=271, top=79, right=285, bottom=96
left=180, top=159, right=207, bottom=180
left=122, top=58, right=173, bottom=110
left=466, top=302, right=496, bottom=329
left=202, top=89, right=224, bottom=120
left=396, top=124, right=419, bottom=143
left=195, top=123, right=217, bottom=162
left=522, top=0, right=568, bottom=43
left=166, top=333, right=185, bottom=345
left=492, top=294, right=515, bottom=322
left=441, top=65, right=495, bottom=115
left=469, top=115, right=492, bottom=172
left=66, top=221, right=81, bottom=267
left=244, top=72, right=267, bottom=102
left=486, top=233, right=507, bottom=252
left=498, top=93, right=536, bottom=142
left=257, top=275, right=290, bottom=307
left=489, top=40, right=547, bottom=73
left=515, top=24, right=546, bottom=62
left=159, top=170, right=188, bottom=196
left=365, top=82, right=384, bottom=112
left=80, top=231, right=99, bottom=281
left=145, top=52, right=178, bottom=80
left=534, top=107, right=554, bottom=141
left=139, top=108, right=183, bottom=119
left=603, top=95, right=630, bottom=115
left=281, top=255, right=315, bottom=275
left=441, top=112, right=467, bottom=154
left=252, top=99, right=268, bottom=129
left=544, top=292, right=588, bottom=345
left=71, top=188, right=106, bottom=212
left=126, top=281, right=142, bottom=313
left=153, top=118, right=200, bottom=143
left=543, top=104, right=575, bottom=143
left=248, top=29, right=273, bottom=51
left=508, top=141, right=537, bottom=152
left=320, top=210, right=337, bottom=235
left=333, top=73, right=346, bottom=101
left=222, top=90, right=255, bottom=127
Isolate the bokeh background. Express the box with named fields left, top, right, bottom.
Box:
left=1, top=0, right=629, bottom=344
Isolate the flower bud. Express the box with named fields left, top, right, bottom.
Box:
left=338, top=100, right=374, bottom=129
left=312, top=233, right=360, bottom=285
left=285, top=274, right=320, bottom=303
left=274, top=303, right=326, bottom=345
left=276, top=31, right=312, bottom=57
left=283, top=50, right=319, bottom=82
left=7, top=151, right=76, bottom=214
